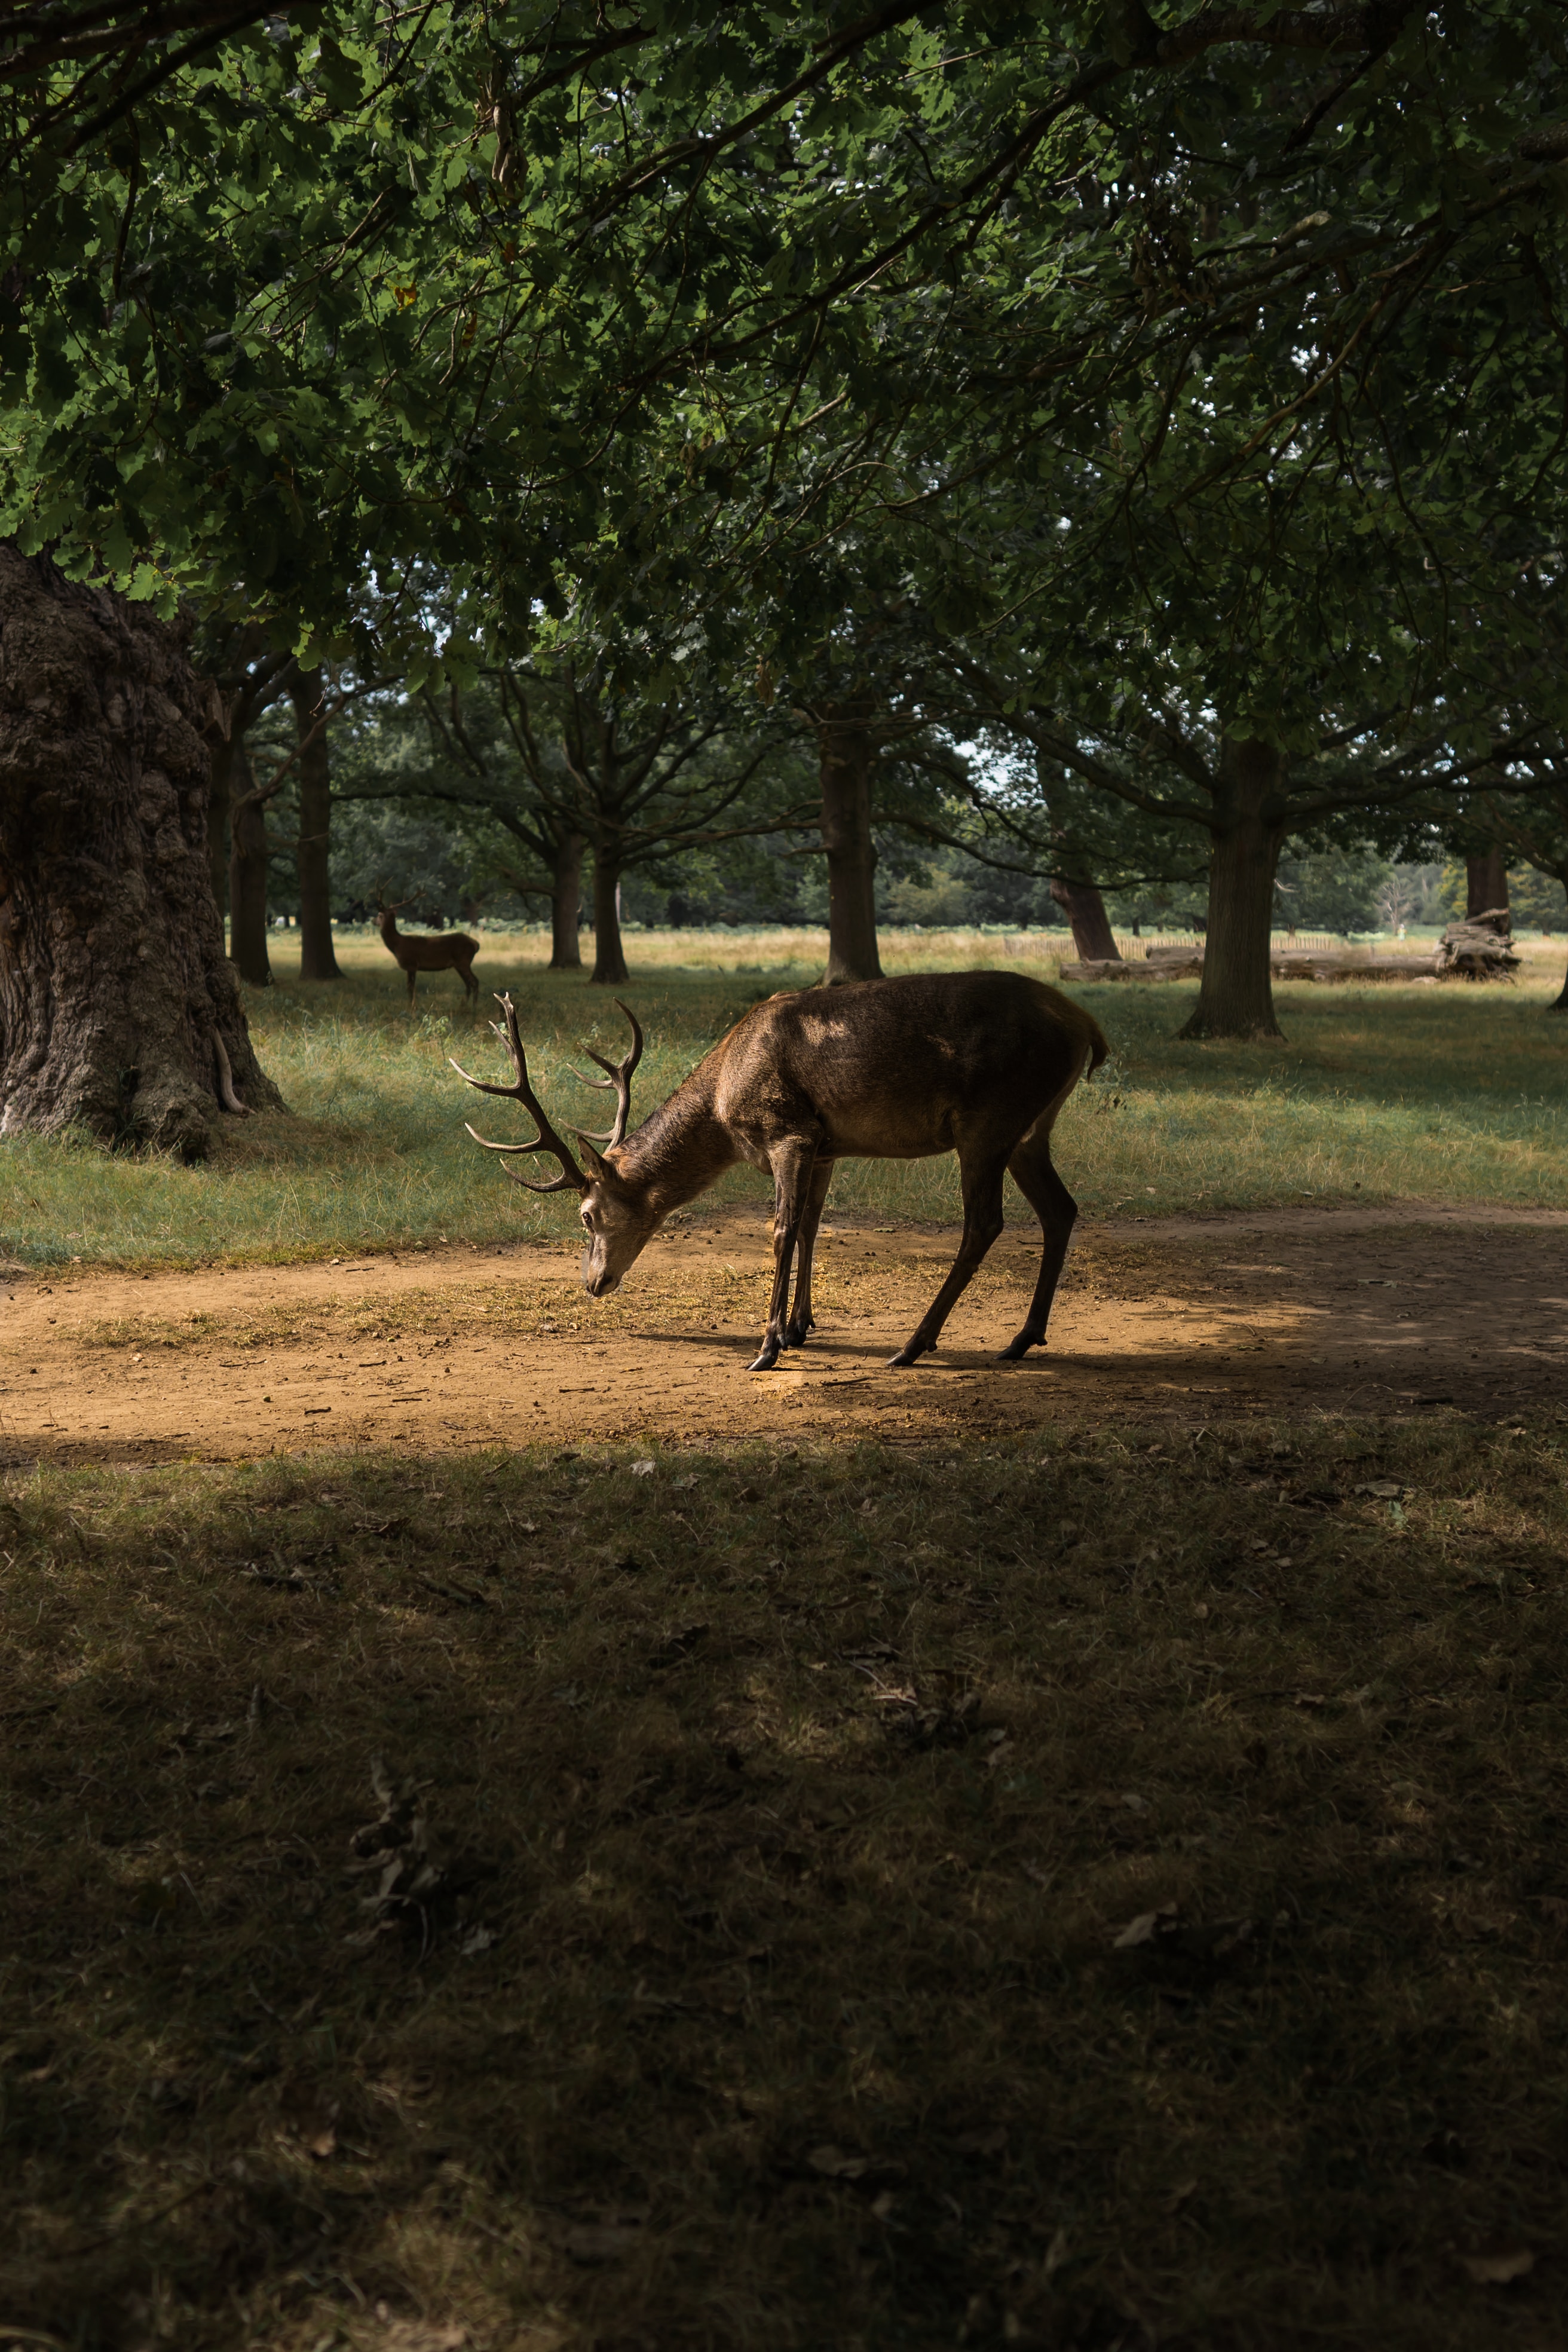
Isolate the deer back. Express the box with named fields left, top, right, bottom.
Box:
left=399, top=929, right=479, bottom=971
left=705, top=972, right=1105, bottom=1159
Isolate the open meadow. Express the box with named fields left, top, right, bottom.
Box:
left=3, top=929, right=1568, bottom=2352
left=1, top=926, right=1565, bottom=1271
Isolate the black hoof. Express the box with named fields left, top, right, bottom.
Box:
left=747, top=1346, right=782, bottom=1373
left=996, top=1333, right=1039, bottom=1363
left=886, top=1348, right=924, bottom=1369
left=784, top=1321, right=813, bottom=1350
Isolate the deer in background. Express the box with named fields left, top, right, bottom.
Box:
left=376, top=897, right=480, bottom=1006
left=452, top=972, right=1108, bottom=1371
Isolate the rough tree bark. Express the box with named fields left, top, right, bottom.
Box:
left=1049, top=875, right=1122, bottom=961
left=1545, top=869, right=1568, bottom=1010
left=1178, top=736, right=1288, bottom=1042
left=290, top=666, right=341, bottom=981
left=228, top=738, right=273, bottom=987
left=1466, top=846, right=1509, bottom=920
left=817, top=705, right=883, bottom=984
left=551, top=831, right=584, bottom=971
left=0, top=546, right=281, bottom=1157
left=589, top=849, right=629, bottom=985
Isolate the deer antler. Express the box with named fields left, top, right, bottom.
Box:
left=449, top=993, right=587, bottom=1195
left=566, top=999, right=644, bottom=1147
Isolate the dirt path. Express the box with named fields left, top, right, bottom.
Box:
left=3, top=1205, right=1566, bottom=1465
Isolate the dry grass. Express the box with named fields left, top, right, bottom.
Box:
left=4, top=1414, right=1567, bottom=2350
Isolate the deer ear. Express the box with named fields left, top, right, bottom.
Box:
left=576, top=1135, right=612, bottom=1183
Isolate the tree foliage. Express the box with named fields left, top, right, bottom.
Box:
left=7, top=1, right=1568, bottom=1022
left=7, top=4, right=1566, bottom=650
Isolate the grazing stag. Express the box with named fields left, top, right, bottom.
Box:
left=377, top=898, right=480, bottom=1006
left=453, top=973, right=1108, bottom=1371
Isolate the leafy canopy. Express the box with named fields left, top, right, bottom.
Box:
left=4, top=0, right=1566, bottom=690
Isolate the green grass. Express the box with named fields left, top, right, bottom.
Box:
left=2, top=929, right=1564, bottom=1269
left=4, top=1414, right=1567, bottom=2350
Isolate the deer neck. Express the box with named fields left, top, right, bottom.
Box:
left=613, top=1068, right=734, bottom=1217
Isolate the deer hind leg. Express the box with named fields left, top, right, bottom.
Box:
left=749, top=1139, right=819, bottom=1373
left=888, top=1148, right=1008, bottom=1368
left=783, top=1157, right=835, bottom=1349
left=996, top=1125, right=1077, bottom=1362
left=460, top=957, right=479, bottom=1000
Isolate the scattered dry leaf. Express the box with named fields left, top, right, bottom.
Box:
left=806, top=2144, right=905, bottom=2186
left=1460, top=2249, right=1534, bottom=2285
left=1114, top=1902, right=1181, bottom=1950
left=344, top=1758, right=480, bottom=1950
left=371, top=2315, right=468, bottom=2351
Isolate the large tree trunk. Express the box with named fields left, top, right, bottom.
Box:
left=1548, top=883, right=1568, bottom=1012
left=1466, top=846, right=1509, bottom=920
left=0, top=546, right=281, bottom=1159
left=817, top=706, right=883, bottom=984
left=1050, top=875, right=1121, bottom=961
left=589, top=850, right=629, bottom=985
left=209, top=730, right=233, bottom=933
left=228, top=742, right=273, bottom=987
left=290, top=666, right=341, bottom=981
left=550, top=831, right=584, bottom=970
left=1178, top=737, right=1288, bottom=1042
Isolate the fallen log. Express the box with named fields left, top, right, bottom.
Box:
left=1270, top=951, right=1441, bottom=982
left=1059, top=954, right=1201, bottom=982
left=1062, top=947, right=1450, bottom=985
left=1435, top=908, right=1520, bottom=980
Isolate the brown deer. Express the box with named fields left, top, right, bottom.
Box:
left=452, top=973, right=1108, bottom=1371
left=377, top=898, right=480, bottom=1006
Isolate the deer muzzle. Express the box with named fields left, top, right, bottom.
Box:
left=581, top=1248, right=623, bottom=1299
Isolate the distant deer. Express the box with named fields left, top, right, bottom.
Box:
left=452, top=973, right=1107, bottom=1371
left=377, top=898, right=480, bottom=1006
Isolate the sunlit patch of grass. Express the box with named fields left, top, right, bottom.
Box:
left=0, top=932, right=1563, bottom=1269
left=4, top=1414, right=1567, bottom=2348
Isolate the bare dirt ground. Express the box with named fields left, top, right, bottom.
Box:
left=3, top=1204, right=1566, bottom=1465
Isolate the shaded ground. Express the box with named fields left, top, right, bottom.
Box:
left=4, top=1419, right=1567, bottom=2352
left=4, top=1206, right=1566, bottom=1465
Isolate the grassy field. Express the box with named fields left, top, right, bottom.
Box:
left=4, top=1414, right=1566, bottom=2350
left=1, top=928, right=1564, bottom=1269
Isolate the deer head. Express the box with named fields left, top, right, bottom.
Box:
left=451, top=995, right=650, bottom=1297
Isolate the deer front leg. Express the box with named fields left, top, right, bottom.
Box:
left=783, top=1158, right=835, bottom=1349
left=996, top=1129, right=1077, bottom=1362
left=748, top=1140, right=817, bottom=1373
left=406, top=966, right=417, bottom=1007
left=888, top=1152, right=1007, bottom=1368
